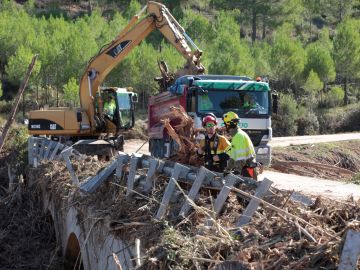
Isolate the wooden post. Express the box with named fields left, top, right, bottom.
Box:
left=112, top=253, right=123, bottom=270
left=0, top=55, right=38, bottom=153
left=135, top=238, right=141, bottom=267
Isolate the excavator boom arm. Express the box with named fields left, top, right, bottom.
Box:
left=79, top=1, right=205, bottom=130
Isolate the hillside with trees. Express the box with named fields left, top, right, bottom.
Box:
left=0, top=0, right=360, bottom=135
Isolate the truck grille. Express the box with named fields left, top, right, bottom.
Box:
left=245, top=129, right=269, bottom=146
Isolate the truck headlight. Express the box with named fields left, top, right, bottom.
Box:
left=257, top=147, right=269, bottom=155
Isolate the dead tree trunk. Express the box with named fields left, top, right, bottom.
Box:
left=0, top=54, right=38, bottom=153
left=251, top=7, right=257, bottom=43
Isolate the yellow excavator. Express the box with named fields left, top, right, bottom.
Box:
left=28, top=1, right=204, bottom=152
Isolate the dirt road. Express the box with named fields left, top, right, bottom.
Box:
left=124, top=134, right=360, bottom=200
left=259, top=171, right=360, bottom=200
left=270, top=132, right=360, bottom=147
left=124, top=139, right=150, bottom=155
left=126, top=133, right=360, bottom=153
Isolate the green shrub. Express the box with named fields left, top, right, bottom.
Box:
left=317, top=102, right=360, bottom=133
left=348, top=86, right=360, bottom=104
left=339, top=106, right=360, bottom=132
left=323, top=86, right=344, bottom=107
left=317, top=113, right=339, bottom=133
left=0, top=100, right=12, bottom=114
left=272, top=94, right=298, bottom=136
left=63, top=77, right=79, bottom=106
left=6, top=125, right=29, bottom=150
left=296, top=110, right=320, bottom=135
left=3, top=125, right=29, bottom=173
left=353, top=87, right=360, bottom=100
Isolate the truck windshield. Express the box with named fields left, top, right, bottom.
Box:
left=197, top=89, right=269, bottom=117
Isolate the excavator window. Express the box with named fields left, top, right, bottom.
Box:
left=116, top=92, right=135, bottom=129
left=117, top=93, right=131, bottom=110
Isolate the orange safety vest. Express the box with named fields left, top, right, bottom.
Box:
left=199, top=134, right=230, bottom=171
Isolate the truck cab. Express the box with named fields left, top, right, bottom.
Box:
left=148, top=75, right=277, bottom=166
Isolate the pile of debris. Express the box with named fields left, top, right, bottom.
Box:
left=160, top=105, right=200, bottom=165
left=271, top=141, right=360, bottom=181
left=0, top=185, right=63, bottom=269
left=30, top=154, right=360, bottom=270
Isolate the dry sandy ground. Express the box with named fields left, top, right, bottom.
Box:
left=259, top=171, right=360, bottom=201
left=270, top=132, right=360, bottom=147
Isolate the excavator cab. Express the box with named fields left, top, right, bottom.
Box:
left=99, top=88, right=137, bottom=130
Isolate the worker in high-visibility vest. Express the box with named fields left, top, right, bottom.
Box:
left=103, top=95, right=116, bottom=120
left=222, top=111, right=256, bottom=176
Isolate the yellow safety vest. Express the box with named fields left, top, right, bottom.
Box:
left=104, top=101, right=116, bottom=115
left=226, top=129, right=255, bottom=161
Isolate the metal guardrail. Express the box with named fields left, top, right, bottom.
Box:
left=28, top=137, right=269, bottom=226
left=28, top=137, right=65, bottom=167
